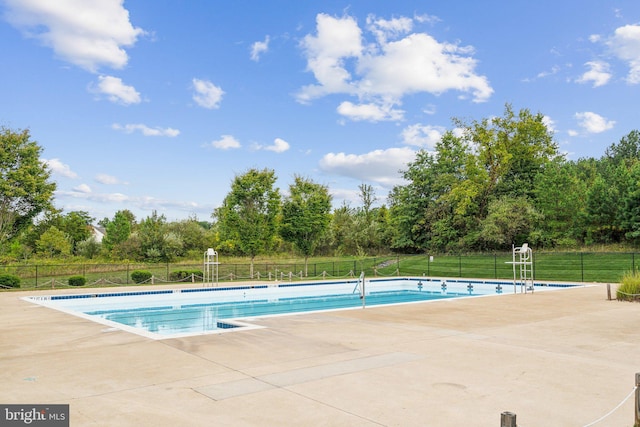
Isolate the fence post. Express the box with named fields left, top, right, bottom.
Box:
left=635, top=372, right=639, bottom=427
left=500, top=411, right=516, bottom=427
left=581, top=252, right=584, bottom=282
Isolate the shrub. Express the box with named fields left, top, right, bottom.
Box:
left=131, top=270, right=152, bottom=284
left=0, top=274, right=21, bottom=289
left=616, top=270, right=640, bottom=302
left=68, top=276, right=86, bottom=287
left=169, top=270, right=203, bottom=282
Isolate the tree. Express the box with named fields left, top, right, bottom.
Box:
left=328, top=203, right=355, bottom=255
left=388, top=105, right=560, bottom=252
left=136, top=211, right=177, bottom=262
left=0, top=127, right=56, bottom=246
left=214, top=168, right=281, bottom=277
left=341, top=185, right=390, bottom=255
left=103, top=210, right=135, bottom=253
left=59, top=211, right=93, bottom=254
left=388, top=131, right=472, bottom=252
left=533, top=159, right=586, bottom=246
left=454, top=104, right=558, bottom=212
left=280, top=176, right=332, bottom=275
left=388, top=149, right=438, bottom=252
left=477, top=196, right=541, bottom=249
left=605, top=130, right=640, bottom=167
left=621, top=162, right=640, bottom=242
left=358, top=183, right=377, bottom=221
left=169, top=217, right=209, bottom=257
left=36, top=226, right=71, bottom=257
left=76, top=237, right=101, bottom=259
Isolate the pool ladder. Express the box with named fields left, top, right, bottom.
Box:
left=352, top=272, right=366, bottom=308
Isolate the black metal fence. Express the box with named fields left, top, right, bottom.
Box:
left=1, top=252, right=637, bottom=290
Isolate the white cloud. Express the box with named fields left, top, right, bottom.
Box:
left=336, top=101, right=403, bottom=122
left=192, top=78, right=224, bottom=109
left=250, top=36, right=270, bottom=61
left=575, top=112, right=615, bottom=133
left=576, top=61, right=612, bottom=87
left=603, top=24, right=640, bottom=84
left=73, top=183, right=92, bottom=193
left=535, top=65, right=561, bottom=79
left=366, top=14, right=413, bottom=44
left=3, top=0, right=144, bottom=72
left=358, top=33, right=492, bottom=101
left=297, top=13, right=492, bottom=122
left=319, top=147, right=416, bottom=188
left=256, top=137, right=290, bottom=153
left=401, top=124, right=446, bottom=149
left=95, top=173, right=126, bottom=185
left=297, top=13, right=363, bottom=103
left=56, top=189, right=211, bottom=215
left=93, top=75, right=141, bottom=105
left=589, top=34, right=601, bottom=43
left=414, top=13, right=441, bottom=25
left=422, top=104, right=437, bottom=115
left=327, top=187, right=361, bottom=206
left=42, top=158, right=77, bottom=178
left=112, top=123, right=180, bottom=137
left=210, top=135, right=241, bottom=150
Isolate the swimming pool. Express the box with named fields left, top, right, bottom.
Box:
left=24, top=278, right=577, bottom=339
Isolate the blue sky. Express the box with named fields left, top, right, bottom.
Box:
left=2, top=1, right=640, bottom=223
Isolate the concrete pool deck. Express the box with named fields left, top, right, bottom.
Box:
left=1, top=282, right=638, bottom=426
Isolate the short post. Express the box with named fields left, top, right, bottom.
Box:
left=501, top=411, right=517, bottom=427
left=635, top=372, right=639, bottom=427
left=607, top=283, right=612, bottom=301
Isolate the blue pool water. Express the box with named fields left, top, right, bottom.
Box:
left=25, top=278, right=576, bottom=339
left=88, top=289, right=458, bottom=335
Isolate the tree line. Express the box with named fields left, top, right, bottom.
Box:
left=1, top=104, right=640, bottom=265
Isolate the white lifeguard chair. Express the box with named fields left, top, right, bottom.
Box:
left=203, top=248, right=219, bottom=287
left=507, top=243, right=534, bottom=293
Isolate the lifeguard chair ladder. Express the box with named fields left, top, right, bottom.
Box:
left=203, top=248, right=219, bottom=287
left=507, top=243, right=534, bottom=293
